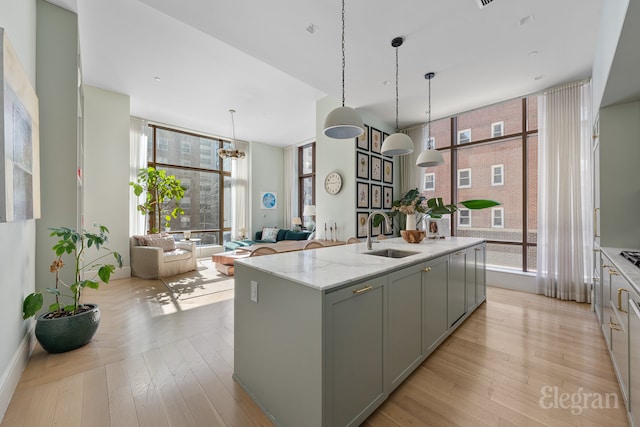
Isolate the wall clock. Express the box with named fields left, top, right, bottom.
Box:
left=324, top=171, right=343, bottom=195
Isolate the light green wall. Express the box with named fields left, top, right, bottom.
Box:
left=250, top=142, right=284, bottom=237
left=83, top=86, right=131, bottom=271
left=0, top=0, right=37, bottom=420
left=315, top=96, right=394, bottom=240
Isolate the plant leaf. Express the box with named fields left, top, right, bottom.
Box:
left=459, top=199, right=501, bottom=209
left=22, top=293, right=43, bottom=319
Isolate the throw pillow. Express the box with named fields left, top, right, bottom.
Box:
left=144, top=236, right=176, bottom=252
left=133, top=233, right=162, bottom=246
left=261, top=227, right=279, bottom=242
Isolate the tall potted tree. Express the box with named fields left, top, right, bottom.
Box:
left=23, top=224, right=123, bottom=353
left=130, top=166, right=186, bottom=233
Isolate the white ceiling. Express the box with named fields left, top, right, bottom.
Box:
left=48, top=0, right=603, bottom=147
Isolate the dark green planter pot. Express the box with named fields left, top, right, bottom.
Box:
left=34, top=304, right=101, bottom=354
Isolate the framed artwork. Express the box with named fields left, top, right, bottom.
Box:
left=356, top=212, right=369, bottom=238
left=0, top=28, right=41, bottom=222
left=356, top=151, right=369, bottom=180
left=371, top=184, right=382, bottom=209
left=357, top=182, right=369, bottom=208
left=370, top=155, right=382, bottom=182
left=383, top=159, right=393, bottom=184
left=383, top=186, right=393, bottom=209
left=357, top=124, right=370, bottom=150
left=260, top=192, right=277, bottom=209
left=428, top=218, right=449, bottom=239
left=371, top=127, right=382, bottom=154
left=370, top=221, right=381, bottom=237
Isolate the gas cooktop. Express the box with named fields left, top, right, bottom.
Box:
left=621, top=251, right=640, bottom=267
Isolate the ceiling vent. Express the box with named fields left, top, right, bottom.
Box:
left=475, top=0, right=495, bottom=8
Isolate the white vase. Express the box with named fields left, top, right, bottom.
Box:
left=406, top=214, right=416, bottom=230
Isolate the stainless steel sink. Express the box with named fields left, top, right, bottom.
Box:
left=364, top=249, right=420, bottom=258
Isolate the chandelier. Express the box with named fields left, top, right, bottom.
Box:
left=218, top=109, right=246, bottom=159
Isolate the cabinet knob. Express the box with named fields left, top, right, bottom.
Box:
left=352, top=285, right=373, bottom=295
left=422, top=267, right=432, bottom=273
left=609, top=269, right=620, bottom=276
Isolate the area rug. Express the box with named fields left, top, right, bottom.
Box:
left=161, top=259, right=234, bottom=300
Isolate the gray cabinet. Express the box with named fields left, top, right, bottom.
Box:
left=325, top=276, right=386, bottom=427
left=423, top=255, right=450, bottom=355
left=628, top=288, right=640, bottom=427
left=602, top=252, right=630, bottom=405
left=448, top=250, right=467, bottom=327
left=387, top=266, right=424, bottom=391
left=474, top=243, right=487, bottom=304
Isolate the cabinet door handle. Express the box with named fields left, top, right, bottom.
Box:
left=609, top=321, right=623, bottom=332
left=603, top=264, right=613, bottom=268
left=454, top=252, right=463, bottom=256
left=352, top=285, right=373, bottom=295
left=609, top=270, right=620, bottom=276
left=422, top=267, right=432, bottom=272
left=617, top=288, right=629, bottom=313
left=593, top=277, right=599, bottom=282
left=474, top=248, right=481, bottom=252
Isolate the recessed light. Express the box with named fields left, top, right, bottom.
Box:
left=534, top=74, right=544, bottom=81
left=306, top=24, right=318, bottom=34
left=382, top=80, right=391, bottom=86
left=528, top=50, right=539, bottom=56
left=519, top=14, right=534, bottom=26
left=153, top=76, right=161, bottom=82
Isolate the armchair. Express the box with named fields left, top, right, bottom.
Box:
left=130, top=236, right=197, bottom=279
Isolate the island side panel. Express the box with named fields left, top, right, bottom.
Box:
left=234, top=263, right=324, bottom=426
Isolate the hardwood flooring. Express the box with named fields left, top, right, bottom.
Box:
left=1, top=274, right=629, bottom=426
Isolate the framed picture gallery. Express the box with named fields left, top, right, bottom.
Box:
left=354, top=123, right=395, bottom=237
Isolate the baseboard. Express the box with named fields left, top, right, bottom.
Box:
left=487, top=268, right=537, bottom=294
left=0, top=330, right=34, bottom=423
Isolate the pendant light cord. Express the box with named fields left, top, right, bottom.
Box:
left=229, top=109, right=237, bottom=150
left=395, top=45, right=399, bottom=132
left=341, top=0, right=346, bottom=107
left=427, top=76, right=431, bottom=142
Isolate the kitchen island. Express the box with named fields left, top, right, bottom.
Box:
left=233, top=237, right=486, bottom=427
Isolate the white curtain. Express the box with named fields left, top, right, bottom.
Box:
left=283, top=146, right=297, bottom=230
left=231, top=140, right=250, bottom=239
left=129, top=117, right=149, bottom=236
left=400, top=128, right=423, bottom=193
left=536, top=80, right=592, bottom=302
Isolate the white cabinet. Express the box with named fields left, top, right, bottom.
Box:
left=325, top=276, right=386, bottom=427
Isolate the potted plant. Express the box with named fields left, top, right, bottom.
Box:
left=374, top=188, right=500, bottom=232
left=130, top=166, right=186, bottom=233
left=22, top=224, right=123, bottom=353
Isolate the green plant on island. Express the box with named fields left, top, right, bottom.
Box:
left=373, top=188, right=501, bottom=231
left=22, top=224, right=123, bottom=320
left=130, top=166, right=186, bottom=233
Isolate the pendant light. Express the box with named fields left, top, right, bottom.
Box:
left=381, top=37, right=414, bottom=156
left=218, top=109, right=246, bottom=160
left=323, top=0, right=364, bottom=139
left=416, top=72, right=444, bottom=167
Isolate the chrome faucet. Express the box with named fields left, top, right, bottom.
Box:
left=366, top=210, right=392, bottom=250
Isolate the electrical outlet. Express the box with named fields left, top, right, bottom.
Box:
left=250, top=281, right=258, bottom=303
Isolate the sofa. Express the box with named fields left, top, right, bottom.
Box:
left=130, top=235, right=197, bottom=279
left=223, top=228, right=311, bottom=251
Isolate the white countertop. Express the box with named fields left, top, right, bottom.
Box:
left=601, top=247, right=640, bottom=294
left=235, top=236, right=485, bottom=291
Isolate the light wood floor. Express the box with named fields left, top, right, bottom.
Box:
left=1, top=274, right=629, bottom=426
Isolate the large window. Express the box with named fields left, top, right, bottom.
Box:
left=421, top=96, right=538, bottom=272
left=298, top=142, right=316, bottom=221
left=147, top=125, right=232, bottom=245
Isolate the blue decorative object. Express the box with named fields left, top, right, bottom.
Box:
left=261, top=192, right=277, bottom=209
